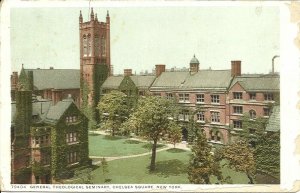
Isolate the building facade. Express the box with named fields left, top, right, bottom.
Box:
left=11, top=71, right=90, bottom=184
left=100, top=55, right=280, bottom=145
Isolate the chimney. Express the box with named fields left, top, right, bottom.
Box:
left=124, top=69, right=132, bottom=77
left=27, top=71, right=34, bottom=91
left=11, top=72, right=19, bottom=89
left=231, top=60, right=241, bottom=77
left=155, top=64, right=166, bottom=77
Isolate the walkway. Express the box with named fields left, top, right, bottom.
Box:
left=89, top=130, right=191, bottom=165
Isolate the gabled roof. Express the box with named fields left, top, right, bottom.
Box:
left=130, top=75, right=156, bottom=89
left=230, top=75, right=280, bottom=92
left=151, top=71, right=189, bottom=89
left=45, top=99, right=73, bottom=123
left=182, top=70, right=232, bottom=89
left=24, top=69, right=80, bottom=90
left=101, top=76, right=124, bottom=89
left=266, top=105, right=280, bottom=132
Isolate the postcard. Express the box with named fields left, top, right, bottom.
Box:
left=1, top=0, right=300, bottom=192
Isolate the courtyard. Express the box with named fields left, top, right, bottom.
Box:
left=66, top=132, right=251, bottom=184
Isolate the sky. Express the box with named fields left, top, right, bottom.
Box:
left=10, top=5, right=280, bottom=75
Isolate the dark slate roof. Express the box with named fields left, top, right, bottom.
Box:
left=182, top=70, right=232, bottom=89
left=151, top=71, right=190, bottom=89
left=11, top=99, right=52, bottom=124
left=101, top=76, right=124, bottom=89
left=130, top=75, right=156, bottom=89
left=24, top=69, right=80, bottom=90
left=266, top=105, right=280, bottom=132
left=230, top=75, right=280, bottom=91
left=44, top=99, right=73, bottom=123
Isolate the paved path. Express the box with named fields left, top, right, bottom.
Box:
left=89, top=130, right=191, bottom=165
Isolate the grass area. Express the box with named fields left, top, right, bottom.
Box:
left=89, top=134, right=166, bottom=157
left=76, top=149, right=249, bottom=184
left=91, top=148, right=191, bottom=184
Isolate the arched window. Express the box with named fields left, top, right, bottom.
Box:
left=87, top=34, right=92, bottom=56
left=101, top=36, right=106, bottom=57
left=249, top=110, right=256, bottom=119
left=95, top=36, right=100, bottom=56
left=83, top=35, right=87, bottom=56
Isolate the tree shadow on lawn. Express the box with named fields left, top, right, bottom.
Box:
left=148, top=159, right=187, bottom=178
left=142, top=143, right=166, bottom=149
left=104, top=135, right=124, bottom=140
left=123, top=139, right=142, bottom=144
left=166, top=148, right=187, bottom=153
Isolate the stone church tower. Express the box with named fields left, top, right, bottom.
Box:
left=79, top=9, right=110, bottom=120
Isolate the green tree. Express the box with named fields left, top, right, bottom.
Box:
left=254, top=132, right=280, bottom=179
left=97, top=91, right=130, bottom=136
left=168, top=121, right=182, bottom=148
left=188, top=132, right=222, bottom=184
left=223, top=140, right=256, bottom=184
left=124, top=96, right=177, bottom=171
left=101, top=158, right=110, bottom=183
left=74, top=168, right=93, bottom=184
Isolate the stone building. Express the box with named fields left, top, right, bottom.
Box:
left=11, top=77, right=90, bottom=184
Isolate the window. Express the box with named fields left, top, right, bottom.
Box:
left=179, top=93, right=189, bottom=103
left=264, top=93, right=274, bottom=101
left=196, top=94, right=204, bottom=103
left=264, top=108, right=270, bottom=116
left=210, top=131, right=221, bottom=142
left=179, top=110, right=189, bottom=121
left=95, top=36, right=100, bottom=56
left=233, top=106, right=243, bottom=114
left=166, top=93, right=173, bottom=100
left=233, top=120, right=242, bottom=129
left=233, top=92, right=242, bottom=99
left=83, top=35, right=87, bottom=56
left=211, top=95, right=220, bottom=104
left=87, top=34, right=92, bottom=56
left=67, top=152, right=78, bottom=164
left=196, top=111, right=205, bottom=122
left=41, top=153, right=50, bottom=165
left=66, top=116, right=78, bottom=123
left=249, top=110, right=256, bottom=119
left=211, top=112, right=220, bottom=123
left=101, top=36, right=106, bottom=57
left=66, top=132, right=78, bottom=143
left=249, top=93, right=256, bottom=100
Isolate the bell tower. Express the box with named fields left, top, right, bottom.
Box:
left=79, top=8, right=110, bottom=121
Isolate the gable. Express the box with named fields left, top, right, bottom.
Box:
left=229, top=81, right=246, bottom=93
left=119, top=76, right=137, bottom=91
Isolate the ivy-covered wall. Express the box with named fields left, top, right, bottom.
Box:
left=51, top=103, right=90, bottom=179
left=119, top=76, right=139, bottom=109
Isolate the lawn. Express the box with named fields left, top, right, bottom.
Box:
left=87, top=148, right=250, bottom=184
left=88, top=133, right=166, bottom=157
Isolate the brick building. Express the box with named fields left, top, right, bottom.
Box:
left=101, top=55, right=280, bottom=145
